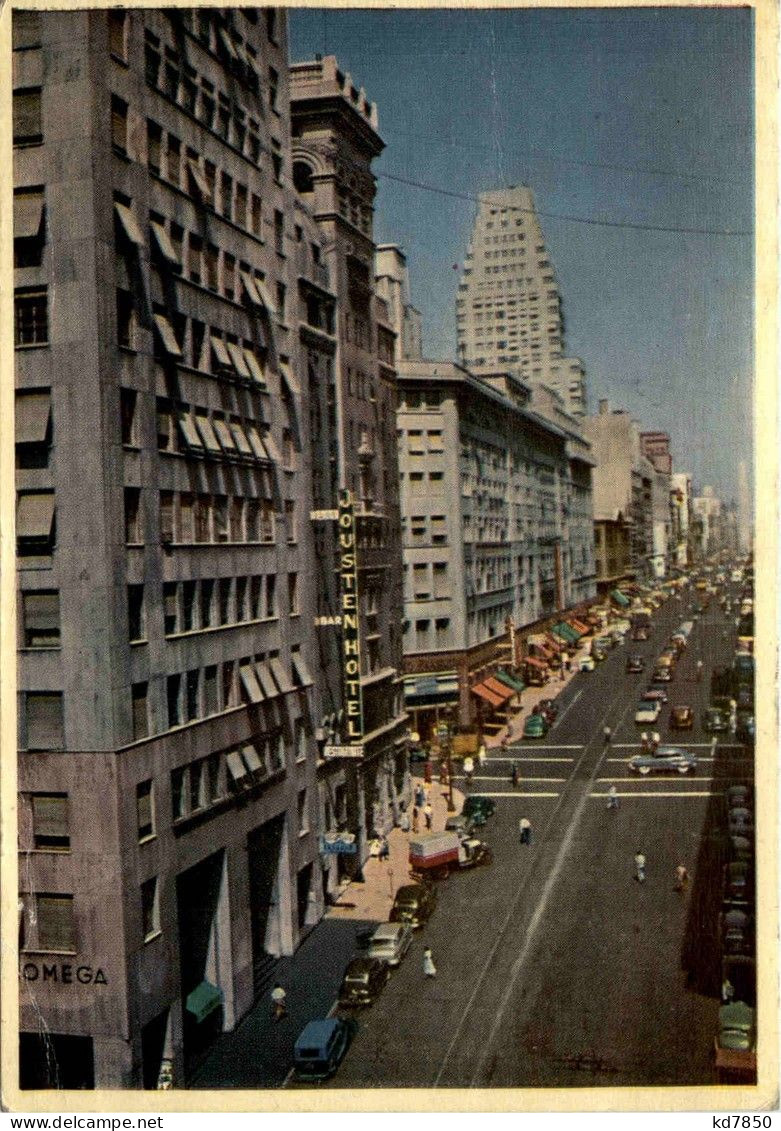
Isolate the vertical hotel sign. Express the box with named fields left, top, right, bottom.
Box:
left=338, top=489, right=364, bottom=743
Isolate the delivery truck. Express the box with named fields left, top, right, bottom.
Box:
left=408, top=831, right=492, bottom=881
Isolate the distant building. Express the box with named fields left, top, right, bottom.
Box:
left=640, top=431, right=673, bottom=579
left=671, top=472, right=693, bottom=567
left=692, top=486, right=723, bottom=558
left=396, top=359, right=595, bottom=740
left=375, top=244, right=423, bottom=362
left=455, top=186, right=587, bottom=417
left=737, top=460, right=752, bottom=555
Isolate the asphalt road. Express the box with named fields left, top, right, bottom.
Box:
left=324, top=589, right=753, bottom=1089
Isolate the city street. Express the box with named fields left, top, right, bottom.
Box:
left=318, top=591, right=752, bottom=1089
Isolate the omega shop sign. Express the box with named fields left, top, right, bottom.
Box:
left=338, top=489, right=364, bottom=744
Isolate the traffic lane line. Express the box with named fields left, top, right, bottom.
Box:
left=458, top=775, right=567, bottom=783
left=596, top=775, right=714, bottom=783
left=549, top=688, right=582, bottom=727
left=485, top=755, right=576, bottom=763
left=459, top=790, right=560, bottom=799
left=590, top=790, right=718, bottom=798
left=503, top=743, right=583, bottom=750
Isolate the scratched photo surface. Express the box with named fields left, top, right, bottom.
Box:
left=9, top=0, right=768, bottom=1107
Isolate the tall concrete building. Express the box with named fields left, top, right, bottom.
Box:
left=455, top=185, right=587, bottom=417
left=639, top=431, right=673, bottom=579
left=584, top=401, right=655, bottom=587
left=289, top=56, right=408, bottom=889
left=396, top=360, right=595, bottom=739
left=375, top=244, right=423, bottom=363
left=13, top=6, right=334, bottom=1089
left=671, top=471, right=693, bottom=568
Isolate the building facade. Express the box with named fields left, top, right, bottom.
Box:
left=455, top=185, right=587, bottom=417
left=289, top=56, right=408, bottom=889
left=639, top=431, right=673, bottom=579
left=396, top=360, right=595, bottom=738
left=13, top=6, right=333, bottom=1089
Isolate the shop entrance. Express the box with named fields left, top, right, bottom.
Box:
left=176, top=851, right=227, bottom=1070
left=247, top=814, right=285, bottom=997
left=20, top=1032, right=94, bottom=1090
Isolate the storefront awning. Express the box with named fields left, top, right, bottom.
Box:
left=570, top=619, right=590, bottom=635
left=483, top=676, right=513, bottom=703
left=611, top=589, right=631, bottom=607
left=524, top=656, right=548, bottom=671
left=552, top=624, right=578, bottom=645
left=185, top=981, right=223, bottom=1024
left=494, top=668, right=525, bottom=693
left=471, top=682, right=504, bottom=707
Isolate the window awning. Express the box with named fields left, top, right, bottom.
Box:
left=239, top=662, right=264, bottom=704
left=241, top=743, right=264, bottom=776
left=114, top=202, right=145, bottom=247
left=291, top=651, right=314, bottom=688
left=14, top=191, right=44, bottom=239
left=16, top=492, right=55, bottom=539
left=15, top=392, right=51, bottom=444
left=255, top=278, right=277, bottom=316
left=212, top=417, right=237, bottom=454
left=240, top=270, right=262, bottom=307
left=269, top=656, right=294, bottom=695
left=544, top=634, right=564, bottom=652
left=494, top=668, right=525, bottom=693
left=570, top=619, right=590, bottom=635
left=524, top=656, right=548, bottom=671
left=218, top=26, right=239, bottom=60
left=185, top=980, right=223, bottom=1024
left=530, top=643, right=553, bottom=660
left=226, top=341, right=251, bottom=380
left=483, top=676, right=513, bottom=703
left=150, top=221, right=182, bottom=269
left=611, top=589, right=630, bottom=607
left=262, top=430, right=281, bottom=465
left=278, top=360, right=301, bottom=398
left=245, top=424, right=270, bottom=461
left=552, top=623, right=579, bottom=645
left=229, top=420, right=253, bottom=456
left=256, top=661, right=279, bottom=699
left=226, top=750, right=249, bottom=785
left=186, top=159, right=212, bottom=203
left=243, top=349, right=268, bottom=390
left=178, top=412, right=204, bottom=453
left=194, top=415, right=222, bottom=455
left=210, top=335, right=233, bottom=370
left=153, top=313, right=183, bottom=358
left=471, top=682, right=504, bottom=707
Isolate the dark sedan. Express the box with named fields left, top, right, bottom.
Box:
left=338, top=957, right=391, bottom=1008
left=704, top=707, right=729, bottom=733
left=626, top=654, right=645, bottom=673
left=670, top=705, right=694, bottom=729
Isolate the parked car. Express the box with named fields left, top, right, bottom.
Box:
left=670, top=705, right=694, bottom=729
left=626, top=654, right=645, bottom=673
left=444, top=812, right=474, bottom=838
left=721, top=909, right=753, bottom=955
left=723, top=861, right=753, bottom=906
left=716, top=1001, right=756, bottom=1054
left=538, top=698, right=559, bottom=723
left=389, top=882, right=437, bottom=929
left=338, top=957, right=390, bottom=1008
left=736, top=712, right=755, bottom=743
left=628, top=745, right=697, bottom=775
left=593, top=636, right=613, bottom=653
left=728, top=835, right=754, bottom=864
left=728, top=807, right=754, bottom=836
left=579, top=654, right=596, bottom=672
left=461, top=795, right=496, bottom=825
left=366, top=922, right=413, bottom=967
left=293, top=1017, right=358, bottom=1081
left=523, top=713, right=547, bottom=739
left=704, top=707, right=729, bottom=732
left=635, top=698, right=663, bottom=724
left=651, top=667, right=673, bottom=684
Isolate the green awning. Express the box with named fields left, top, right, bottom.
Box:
left=611, top=589, right=630, bottom=608
left=552, top=623, right=579, bottom=645
left=185, top=980, right=223, bottom=1023
left=494, top=668, right=525, bottom=694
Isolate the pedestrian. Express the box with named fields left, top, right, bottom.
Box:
left=607, top=784, right=619, bottom=810
left=477, top=742, right=487, bottom=767
left=511, top=761, right=521, bottom=788
left=463, top=755, right=474, bottom=783
left=519, top=816, right=532, bottom=845
left=640, top=731, right=649, bottom=754
left=423, top=802, right=433, bottom=831
left=399, top=809, right=410, bottom=833
left=379, top=835, right=390, bottom=861
left=270, top=983, right=288, bottom=1021
left=439, top=759, right=448, bottom=785
left=652, top=731, right=660, bottom=753
left=415, top=783, right=425, bottom=808
left=696, top=659, right=703, bottom=682
left=424, top=783, right=431, bottom=805
left=674, top=863, right=689, bottom=891
left=603, top=724, right=612, bottom=746
left=412, top=805, right=419, bottom=833
left=423, top=947, right=437, bottom=978
left=634, top=849, right=646, bottom=882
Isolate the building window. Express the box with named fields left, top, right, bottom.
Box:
left=116, top=289, right=135, bottom=349
left=31, top=794, right=70, bottom=852
left=288, top=572, right=299, bottom=615
left=274, top=210, right=284, bottom=254
left=13, top=10, right=41, bottom=50
left=14, top=186, right=46, bottom=268
left=24, top=692, right=64, bottom=751
left=124, top=584, right=145, bottom=644
left=204, top=665, right=218, bottom=715
left=167, top=673, right=182, bottom=727
left=131, top=682, right=149, bottom=741
left=14, top=288, right=48, bottom=347
left=147, top=119, right=162, bottom=174
left=124, top=487, right=142, bottom=544
left=136, top=780, right=155, bottom=841
left=22, top=590, right=60, bottom=648
left=111, top=94, right=128, bottom=155
left=276, top=282, right=286, bottom=321
left=297, top=789, right=309, bottom=835
left=220, top=171, right=233, bottom=221
left=185, top=669, right=200, bottom=722
left=285, top=499, right=296, bottom=543
left=200, top=579, right=214, bottom=627
left=34, top=894, right=75, bottom=953
left=108, top=9, right=128, bottom=61
left=250, top=193, right=262, bottom=237
left=265, top=574, right=276, bottom=618
left=218, top=578, right=232, bottom=624
left=167, top=135, right=181, bottom=186
left=141, top=877, right=160, bottom=941
left=13, top=87, right=42, bottom=146
left=120, top=388, right=138, bottom=446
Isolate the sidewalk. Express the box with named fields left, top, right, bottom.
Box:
left=485, top=640, right=591, bottom=748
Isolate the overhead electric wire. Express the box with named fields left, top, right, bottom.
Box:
left=376, top=170, right=753, bottom=237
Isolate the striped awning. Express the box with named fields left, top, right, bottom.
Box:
left=483, top=676, right=513, bottom=703
left=471, top=682, right=504, bottom=708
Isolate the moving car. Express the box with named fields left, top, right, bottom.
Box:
left=523, top=713, right=547, bottom=739
left=389, top=882, right=437, bottom=929
left=635, top=698, right=663, bottom=724
left=461, top=794, right=496, bottom=825
left=444, top=812, right=474, bottom=838
left=366, top=922, right=413, bottom=967
left=704, top=707, right=729, bottom=732
left=293, top=1017, right=358, bottom=1081
left=651, top=666, right=673, bottom=684
left=338, top=957, right=390, bottom=1007
left=538, top=698, right=559, bottom=724
left=628, top=744, right=697, bottom=775
left=626, top=654, right=645, bottom=673
left=670, top=705, right=694, bottom=729
left=642, top=688, right=669, bottom=704
left=632, top=626, right=650, bottom=642
left=579, top=654, right=596, bottom=672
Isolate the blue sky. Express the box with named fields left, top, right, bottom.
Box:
left=290, top=8, right=754, bottom=499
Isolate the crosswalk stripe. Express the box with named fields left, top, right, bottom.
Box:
left=486, top=756, right=575, bottom=763
left=590, top=791, right=718, bottom=799
left=459, top=776, right=567, bottom=783
left=463, top=791, right=560, bottom=799
left=605, top=757, right=716, bottom=765
left=504, top=744, right=583, bottom=750
left=615, top=742, right=730, bottom=749
left=596, top=776, right=714, bottom=783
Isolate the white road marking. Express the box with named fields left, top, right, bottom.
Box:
left=506, top=743, right=583, bottom=750
left=487, top=755, right=576, bottom=763
left=614, top=742, right=742, bottom=749
left=461, top=790, right=560, bottom=798
left=605, top=756, right=716, bottom=765
left=596, top=776, right=714, bottom=784
left=460, top=775, right=567, bottom=783
left=590, top=790, right=718, bottom=799
left=550, top=688, right=582, bottom=727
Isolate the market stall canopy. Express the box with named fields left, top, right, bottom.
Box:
left=494, top=668, right=525, bottom=693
